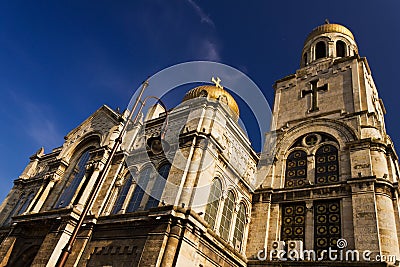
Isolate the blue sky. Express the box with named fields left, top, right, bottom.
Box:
left=0, top=1, right=399, bottom=202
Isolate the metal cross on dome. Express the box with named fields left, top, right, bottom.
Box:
left=211, top=76, right=223, bottom=89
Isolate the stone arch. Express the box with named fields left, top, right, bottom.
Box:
left=225, top=187, right=238, bottom=202
left=6, top=244, right=40, bottom=267
left=311, top=140, right=340, bottom=155
left=61, top=132, right=101, bottom=161
left=237, top=199, right=250, bottom=218
left=275, top=119, right=357, bottom=159
left=214, top=171, right=227, bottom=193
left=284, top=146, right=310, bottom=159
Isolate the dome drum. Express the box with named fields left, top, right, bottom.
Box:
left=301, top=23, right=358, bottom=67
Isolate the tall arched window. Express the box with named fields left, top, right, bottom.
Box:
left=126, top=167, right=152, bottom=212
left=303, top=52, right=308, bottom=66
left=285, top=150, right=307, bottom=188
left=219, top=191, right=235, bottom=241
left=204, top=179, right=222, bottom=229
left=145, top=164, right=171, bottom=209
left=3, top=194, right=25, bottom=225
left=315, top=41, right=326, bottom=59
left=336, top=40, right=346, bottom=57
left=55, top=149, right=91, bottom=208
left=233, top=203, right=246, bottom=251
left=17, top=191, right=35, bottom=215
left=315, top=145, right=339, bottom=185
left=111, top=174, right=133, bottom=214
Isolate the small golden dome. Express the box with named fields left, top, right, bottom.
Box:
left=305, top=23, right=355, bottom=44
left=183, top=85, right=240, bottom=116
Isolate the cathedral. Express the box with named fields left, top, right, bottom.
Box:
left=0, top=22, right=399, bottom=267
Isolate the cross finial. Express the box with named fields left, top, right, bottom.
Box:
left=301, top=79, right=328, bottom=112
left=211, top=77, right=223, bottom=89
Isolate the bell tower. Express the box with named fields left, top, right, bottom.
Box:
left=247, top=22, right=400, bottom=265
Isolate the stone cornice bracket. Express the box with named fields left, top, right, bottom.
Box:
left=87, top=161, right=105, bottom=172
left=44, top=159, right=69, bottom=182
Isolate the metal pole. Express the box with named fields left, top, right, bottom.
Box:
left=56, top=79, right=149, bottom=267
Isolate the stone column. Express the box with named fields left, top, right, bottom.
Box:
left=31, top=160, right=68, bottom=213
left=74, top=161, right=104, bottom=211
left=349, top=180, right=380, bottom=259
left=307, top=154, right=315, bottom=185
left=305, top=200, right=314, bottom=251
left=159, top=219, right=183, bottom=267
left=375, top=183, right=400, bottom=258
left=230, top=202, right=239, bottom=248
left=245, top=192, right=271, bottom=259
left=177, top=138, right=206, bottom=207
left=30, top=179, right=54, bottom=213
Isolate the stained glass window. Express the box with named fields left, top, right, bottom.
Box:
left=285, top=150, right=308, bottom=188
left=55, top=150, right=91, bottom=208
left=204, top=179, right=222, bottom=229
left=233, top=203, right=246, bottom=251
left=145, top=164, right=170, bottom=209
left=314, top=200, right=341, bottom=258
left=315, top=145, right=339, bottom=185
left=281, top=203, right=306, bottom=243
left=111, top=174, right=133, bottom=214
left=219, top=191, right=235, bottom=241
left=126, top=167, right=152, bottom=212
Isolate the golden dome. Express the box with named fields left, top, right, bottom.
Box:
left=183, top=85, right=240, bottom=116
left=305, top=23, right=354, bottom=44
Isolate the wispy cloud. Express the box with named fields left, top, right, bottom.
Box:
left=186, top=0, right=215, bottom=28
left=201, top=39, right=221, bottom=61
left=6, top=90, right=63, bottom=150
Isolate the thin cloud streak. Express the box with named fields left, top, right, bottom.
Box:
left=186, top=0, right=215, bottom=28
left=7, top=91, right=63, bottom=150
left=201, top=39, right=221, bottom=61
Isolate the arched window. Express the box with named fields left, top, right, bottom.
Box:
left=145, top=164, right=171, bottom=209
left=285, top=150, right=307, bottom=188
left=233, top=203, right=246, bottom=251
left=3, top=194, right=25, bottom=225
left=111, top=174, right=133, bottom=214
left=336, top=40, right=346, bottom=57
left=126, top=167, right=152, bottom=212
left=303, top=52, right=308, bottom=66
left=315, top=41, right=326, bottom=59
left=204, top=179, right=222, bottom=229
left=315, top=145, right=339, bottom=185
left=55, top=149, right=91, bottom=208
left=219, top=191, right=235, bottom=241
left=17, top=191, right=35, bottom=215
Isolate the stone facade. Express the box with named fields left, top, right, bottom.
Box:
left=0, top=23, right=399, bottom=267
